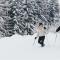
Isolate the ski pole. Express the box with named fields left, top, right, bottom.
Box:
left=55, top=33, right=57, bottom=43
left=33, top=39, right=36, bottom=45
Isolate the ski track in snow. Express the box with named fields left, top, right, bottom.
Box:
left=0, top=33, right=60, bottom=60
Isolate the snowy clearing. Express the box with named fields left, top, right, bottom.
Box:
left=0, top=32, right=60, bottom=60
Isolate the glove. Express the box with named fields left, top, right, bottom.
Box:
left=35, top=37, right=37, bottom=39
left=44, top=27, right=46, bottom=29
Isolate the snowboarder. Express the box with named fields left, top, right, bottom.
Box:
left=35, top=23, right=47, bottom=47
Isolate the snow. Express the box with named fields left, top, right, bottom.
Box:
left=0, top=32, right=60, bottom=60
left=58, top=0, right=60, bottom=5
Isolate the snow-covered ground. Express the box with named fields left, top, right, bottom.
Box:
left=0, top=32, right=60, bottom=60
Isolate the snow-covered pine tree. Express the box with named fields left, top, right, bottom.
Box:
left=1, top=0, right=15, bottom=37
left=0, top=0, right=59, bottom=36
left=32, top=0, right=59, bottom=31
left=0, top=0, right=10, bottom=37
left=9, top=0, right=36, bottom=35
left=8, top=0, right=59, bottom=35
left=48, top=0, right=59, bottom=25
left=0, top=17, right=6, bottom=37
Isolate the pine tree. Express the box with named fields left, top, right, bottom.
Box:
left=0, top=0, right=10, bottom=37
left=3, top=0, right=16, bottom=37
left=0, top=0, right=59, bottom=36
left=0, top=17, right=6, bottom=37
left=11, top=0, right=59, bottom=35
left=10, top=0, right=36, bottom=35
left=5, top=6, right=15, bottom=37
left=48, top=0, right=59, bottom=25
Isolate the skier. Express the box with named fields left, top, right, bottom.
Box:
left=34, top=23, right=47, bottom=47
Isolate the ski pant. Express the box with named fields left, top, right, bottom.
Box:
left=38, top=36, right=45, bottom=46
